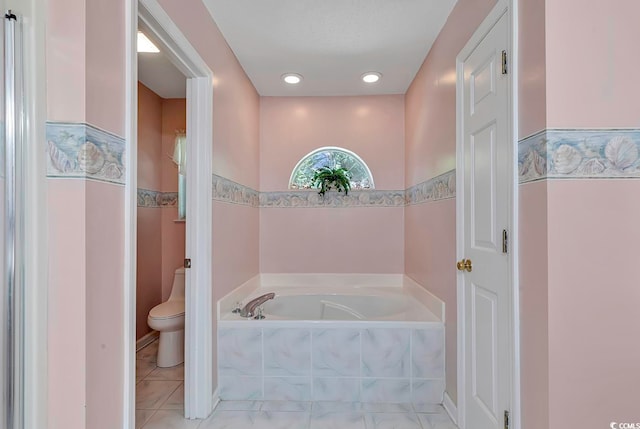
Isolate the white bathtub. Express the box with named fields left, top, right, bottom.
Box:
left=219, top=274, right=444, bottom=325
left=224, top=288, right=440, bottom=323
left=265, top=293, right=407, bottom=320
left=217, top=274, right=446, bottom=404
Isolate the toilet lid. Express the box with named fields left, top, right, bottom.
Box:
left=149, top=300, right=185, bottom=319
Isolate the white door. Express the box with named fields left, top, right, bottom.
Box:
left=457, top=9, right=512, bottom=429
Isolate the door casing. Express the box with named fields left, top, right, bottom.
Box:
left=124, top=1, right=215, bottom=426
left=455, top=1, right=520, bottom=428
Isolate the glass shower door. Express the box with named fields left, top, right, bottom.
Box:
left=1, top=8, right=24, bottom=429
left=0, top=8, right=6, bottom=428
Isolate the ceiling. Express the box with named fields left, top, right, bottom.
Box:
left=203, top=0, right=458, bottom=96
left=138, top=50, right=187, bottom=99
left=137, top=1, right=458, bottom=98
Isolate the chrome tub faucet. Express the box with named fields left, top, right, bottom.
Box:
left=240, top=293, right=275, bottom=318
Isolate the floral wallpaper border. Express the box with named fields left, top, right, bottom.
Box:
left=137, top=189, right=178, bottom=208
left=212, top=173, right=454, bottom=208
left=519, top=129, right=640, bottom=183
left=46, top=122, right=126, bottom=184
left=212, top=174, right=260, bottom=207
left=260, top=189, right=406, bottom=208
left=405, top=169, right=456, bottom=205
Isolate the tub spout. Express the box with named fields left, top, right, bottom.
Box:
left=240, top=293, right=275, bottom=318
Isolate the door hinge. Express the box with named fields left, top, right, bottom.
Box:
left=501, top=50, right=508, bottom=75
left=504, top=410, right=510, bottom=429
left=184, top=258, right=191, bottom=269
left=502, top=229, right=508, bottom=254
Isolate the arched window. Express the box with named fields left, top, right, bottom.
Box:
left=289, top=147, right=375, bottom=190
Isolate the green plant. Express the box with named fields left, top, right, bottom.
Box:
left=311, top=166, right=352, bottom=196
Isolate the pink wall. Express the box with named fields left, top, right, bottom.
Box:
left=46, top=0, right=85, bottom=123
left=212, top=203, right=260, bottom=299
left=85, top=0, right=125, bottom=136
left=405, top=0, right=497, bottom=187
left=138, top=84, right=164, bottom=190
left=545, top=1, right=640, bottom=128
left=261, top=207, right=404, bottom=274
left=517, top=1, right=640, bottom=426
left=259, top=95, right=405, bottom=274
left=404, top=200, right=457, bottom=398
left=137, top=207, right=162, bottom=339
left=547, top=180, right=640, bottom=427
left=517, top=0, right=546, bottom=139
left=157, top=0, right=260, bottom=190
left=47, top=0, right=127, bottom=427
left=85, top=181, right=125, bottom=429
left=154, top=0, right=261, bottom=290
left=137, top=83, right=163, bottom=340
left=47, top=180, right=87, bottom=429
left=518, top=181, right=549, bottom=429
left=211, top=202, right=259, bottom=389
left=517, top=0, right=550, bottom=426
left=82, top=0, right=125, bottom=424
left=404, top=0, right=496, bottom=404
left=160, top=99, right=187, bottom=301
left=260, top=95, right=405, bottom=191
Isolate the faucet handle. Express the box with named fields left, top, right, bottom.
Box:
left=232, top=301, right=243, bottom=314
left=254, top=306, right=265, bottom=320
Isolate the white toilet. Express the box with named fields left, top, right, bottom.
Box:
left=147, top=267, right=185, bottom=367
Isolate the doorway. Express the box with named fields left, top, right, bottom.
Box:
left=135, top=26, right=188, bottom=425
left=125, top=0, right=214, bottom=426
left=455, top=1, right=519, bottom=429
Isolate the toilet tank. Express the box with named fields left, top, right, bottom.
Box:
left=169, top=267, right=186, bottom=300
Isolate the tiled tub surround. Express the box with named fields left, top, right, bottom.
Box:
left=217, top=275, right=446, bottom=405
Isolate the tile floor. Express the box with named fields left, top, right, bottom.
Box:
left=136, top=340, right=458, bottom=429
left=136, top=339, right=189, bottom=428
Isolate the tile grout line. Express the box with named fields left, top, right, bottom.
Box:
left=309, top=328, right=314, bottom=402
left=139, top=409, right=158, bottom=429
left=410, top=328, right=414, bottom=405
left=261, top=327, right=265, bottom=401
left=359, top=328, right=363, bottom=402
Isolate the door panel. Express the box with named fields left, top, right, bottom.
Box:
left=470, top=55, right=496, bottom=115
left=459, top=10, right=511, bottom=429
left=471, top=122, right=498, bottom=250
left=471, top=283, right=498, bottom=418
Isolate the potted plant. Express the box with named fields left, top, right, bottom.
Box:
left=311, top=166, right=352, bottom=196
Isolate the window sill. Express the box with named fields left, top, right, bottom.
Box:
left=174, top=219, right=185, bottom=224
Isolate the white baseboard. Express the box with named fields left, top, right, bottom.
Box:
left=136, top=331, right=159, bottom=352
left=443, top=392, right=458, bottom=425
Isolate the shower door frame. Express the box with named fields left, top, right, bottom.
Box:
left=124, top=0, right=215, bottom=426
left=3, top=1, right=48, bottom=428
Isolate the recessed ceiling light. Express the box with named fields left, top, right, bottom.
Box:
left=137, top=31, right=160, bottom=53
left=362, top=72, right=382, bottom=83
left=282, top=73, right=303, bottom=85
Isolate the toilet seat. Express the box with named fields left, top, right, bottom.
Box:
left=149, top=300, right=185, bottom=320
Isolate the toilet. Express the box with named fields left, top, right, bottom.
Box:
left=147, top=267, right=185, bottom=367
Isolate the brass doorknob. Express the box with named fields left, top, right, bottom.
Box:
left=456, top=259, right=472, bottom=272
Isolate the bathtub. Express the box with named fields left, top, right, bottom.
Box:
left=217, top=274, right=446, bottom=404
left=222, top=287, right=441, bottom=323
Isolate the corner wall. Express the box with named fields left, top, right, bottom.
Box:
left=46, top=0, right=127, bottom=426
left=404, top=0, right=497, bottom=405
left=517, top=0, right=549, bottom=426
left=539, top=1, right=640, bottom=427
